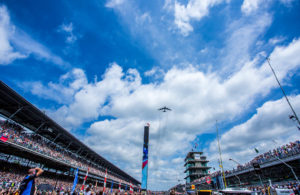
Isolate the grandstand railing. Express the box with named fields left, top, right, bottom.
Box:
left=225, top=153, right=300, bottom=178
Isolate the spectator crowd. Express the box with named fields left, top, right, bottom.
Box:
left=227, top=140, right=300, bottom=175
left=0, top=120, right=133, bottom=189
left=192, top=140, right=300, bottom=184
left=247, top=182, right=300, bottom=195
left=0, top=169, right=139, bottom=194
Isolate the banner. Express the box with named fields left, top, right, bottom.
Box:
left=141, top=125, right=149, bottom=190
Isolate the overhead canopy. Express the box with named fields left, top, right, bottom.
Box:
left=0, top=81, right=140, bottom=185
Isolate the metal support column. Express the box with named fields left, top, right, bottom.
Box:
left=49, top=133, right=61, bottom=147
left=65, top=142, right=72, bottom=150
left=8, top=107, right=23, bottom=119
left=35, top=122, right=45, bottom=134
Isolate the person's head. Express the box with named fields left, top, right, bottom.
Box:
left=28, top=168, right=36, bottom=175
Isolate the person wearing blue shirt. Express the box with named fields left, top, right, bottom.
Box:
left=19, top=167, right=43, bottom=195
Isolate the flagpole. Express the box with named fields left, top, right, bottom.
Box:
left=216, top=121, right=227, bottom=188
left=111, top=180, right=114, bottom=193
left=81, top=168, right=89, bottom=191
left=95, top=179, right=98, bottom=192
left=103, top=168, right=107, bottom=195
left=71, top=168, right=79, bottom=193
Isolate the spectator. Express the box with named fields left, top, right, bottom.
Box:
left=19, top=167, right=43, bottom=195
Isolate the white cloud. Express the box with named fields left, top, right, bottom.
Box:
left=58, top=22, right=78, bottom=44
left=144, top=66, right=165, bottom=79
left=207, top=94, right=300, bottom=170
left=174, top=0, right=224, bottom=36
left=45, top=63, right=142, bottom=129
left=241, top=0, right=295, bottom=15
left=0, top=5, right=67, bottom=66
left=102, top=0, right=211, bottom=67
left=0, top=6, right=27, bottom=65
left=241, top=0, right=264, bottom=15
left=27, top=38, right=300, bottom=190
left=220, top=13, right=272, bottom=73
left=135, top=12, right=152, bottom=25
left=105, top=0, right=125, bottom=8
left=268, top=36, right=286, bottom=45
left=22, top=68, right=87, bottom=104
left=12, top=30, right=67, bottom=66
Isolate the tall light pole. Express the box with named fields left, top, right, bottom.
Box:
left=229, top=158, right=241, bottom=166
left=216, top=121, right=227, bottom=188
left=266, top=57, right=300, bottom=131
left=229, top=158, right=242, bottom=186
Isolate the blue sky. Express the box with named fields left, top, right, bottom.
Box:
left=1, top=0, right=300, bottom=190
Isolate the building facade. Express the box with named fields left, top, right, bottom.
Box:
left=184, top=151, right=210, bottom=184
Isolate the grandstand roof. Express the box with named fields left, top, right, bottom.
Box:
left=0, top=81, right=140, bottom=185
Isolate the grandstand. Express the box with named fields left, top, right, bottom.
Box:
left=191, top=140, right=300, bottom=189
left=225, top=141, right=300, bottom=187
left=0, top=81, right=140, bottom=193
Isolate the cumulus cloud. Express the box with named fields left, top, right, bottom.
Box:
left=241, top=0, right=264, bottom=15
left=58, top=22, right=78, bottom=44
left=0, top=5, right=67, bottom=66
left=22, top=68, right=87, bottom=104
left=207, top=94, right=300, bottom=170
left=26, top=38, right=300, bottom=189
left=45, top=63, right=142, bottom=129
left=174, top=0, right=224, bottom=36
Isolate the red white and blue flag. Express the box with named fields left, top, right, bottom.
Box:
left=103, top=168, right=107, bottom=194
left=81, top=168, right=89, bottom=191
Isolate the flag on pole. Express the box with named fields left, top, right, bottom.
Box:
left=255, top=148, right=259, bottom=154
left=194, top=143, right=198, bottom=149
left=119, top=182, right=121, bottom=192
left=130, top=183, right=133, bottom=194
left=111, top=180, right=114, bottom=193
left=81, top=168, right=89, bottom=191
left=71, top=168, right=79, bottom=193
left=103, top=168, right=107, bottom=194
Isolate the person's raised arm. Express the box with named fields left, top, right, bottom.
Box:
left=35, top=167, right=44, bottom=177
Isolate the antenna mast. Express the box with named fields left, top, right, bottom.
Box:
left=216, top=121, right=227, bottom=188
